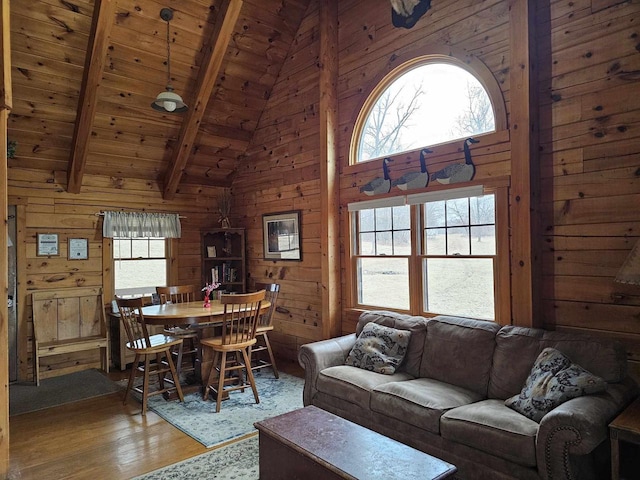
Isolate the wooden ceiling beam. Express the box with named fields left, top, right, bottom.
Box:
left=163, top=0, right=243, bottom=200
left=66, top=0, right=116, bottom=194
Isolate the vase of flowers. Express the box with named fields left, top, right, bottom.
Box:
left=202, top=282, right=220, bottom=308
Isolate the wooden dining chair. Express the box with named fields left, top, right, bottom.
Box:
left=156, top=285, right=199, bottom=378
left=116, top=296, right=185, bottom=416
left=200, top=290, right=266, bottom=413
left=249, top=282, right=280, bottom=378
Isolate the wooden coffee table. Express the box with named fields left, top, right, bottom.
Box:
left=254, top=405, right=457, bottom=480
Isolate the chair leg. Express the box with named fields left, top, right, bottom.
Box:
left=242, top=348, right=260, bottom=405
left=262, top=333, right=279, bottom=379
left=142, top=355, right=151, bottom=416
left=156, top=353, right=165, bottom=390
left=174, top=342, right=184, bottom=378
left=216, top=352, right=227, bottom=413
left=203, top=349, right=219, bottom=401
left=124, top=353, right=140, bottom=405
left=165, top=348, right=184, bottom=402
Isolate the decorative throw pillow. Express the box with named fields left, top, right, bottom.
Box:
left=345, top=322, right=411, bottom=374
left=505, top=347, right=606, bottom=422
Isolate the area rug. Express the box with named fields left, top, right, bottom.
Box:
left=9, top=369, right=120, bottom=416
left=142, top=372, right=304, bottom=448
left=133, top=435, right=259, bottom=480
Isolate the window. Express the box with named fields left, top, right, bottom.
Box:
left=113, top=237, right=168, bottom=297
left=352, top=191, right=498, bottom=320
left=354, top=59, right=497, bottom=163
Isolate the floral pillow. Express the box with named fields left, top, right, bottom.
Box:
left=345, top=322, right=411, bottom=375
left=505, top=347, right=606, bottom=422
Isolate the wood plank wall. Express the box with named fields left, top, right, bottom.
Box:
left=234, top=0, right=640, bottom=379
left=7, top=168, right=223, bottom=381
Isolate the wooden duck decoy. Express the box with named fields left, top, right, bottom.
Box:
left=392, top=148, right=432, bottom=191
left=430, top=137, right=479, bottom=184
left=360, top=157, right=392, bottom=196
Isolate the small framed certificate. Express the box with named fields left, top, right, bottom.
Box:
left=37, top=233, right=59, bottom=256
left=68, top=238, right=89, bottom=260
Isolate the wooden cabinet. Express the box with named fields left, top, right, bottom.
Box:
left=202, top=228, right=246, bottom=294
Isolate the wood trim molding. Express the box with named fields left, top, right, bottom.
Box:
left=163, top=0, right=243, bottom=200
left=67, top=0, right=116, bottom=194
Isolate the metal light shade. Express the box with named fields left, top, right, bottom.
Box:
left=151, top=87, right=188, bottom=113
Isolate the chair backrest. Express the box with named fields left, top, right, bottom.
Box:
left=220, top=290, right=266, bottom=346
left=156, top=285, right=198, bottom=305
left=254, top=282, right=280, bottom=328
left=116, top=296, right=151, bottom=349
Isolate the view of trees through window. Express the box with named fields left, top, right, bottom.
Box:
left=357, top=62, right=495, bottom=162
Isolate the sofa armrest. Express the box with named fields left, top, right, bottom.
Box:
left=537, top=379, right=638, bottom=480
left=297, top=334, right=357, bottom=406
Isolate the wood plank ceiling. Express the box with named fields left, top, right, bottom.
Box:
left=8, top=0, right=310, bottom=196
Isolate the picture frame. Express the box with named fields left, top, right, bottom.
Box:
left=263, top=211, right=301, bottom=261
left=37, top=233, right=59, bottom=256
left=68, top=238, right=89, bottom=260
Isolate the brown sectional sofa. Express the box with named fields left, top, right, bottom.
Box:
left=298, top=311, right=638, bottom=480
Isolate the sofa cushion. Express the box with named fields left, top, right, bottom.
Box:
left=488, top=325, right=626, bottom=400
left=504, top=347, right=607, bottom=422
left=345, top=322, right=411, bottom=374
left=441, top=399, right=538, bottom=467
left=420, top=315, right=500, bottom=397
left=317, top=365, right=413, bottom=409
left=371, top=377, right=483, bottom=434
left=357, top=311, right=429, bottom=377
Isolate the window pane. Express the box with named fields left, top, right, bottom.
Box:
left=426, top=201, right=445, bottom=228
left=358, top=258, right=409, bottom=310
left=393, top=230, right=411, bottom=255
left=359, top=232, right=375, bottom=255
left=114, top=239, right=131, bottom=259
left=393, top=206, right=410, bottom=230
left=447, top=227, right=470, bottom=255
left=149, top=238, right=165, bottom=257
left=425, top=228, right=446, bottom=255
left=424, top=258, right=494, bottom=320
left=376, top=232, right=393, bottom=255
left=470, top=195, right=495, bottom=224
left=114, top=259, right=167, bottom=291
left=357, top=63, right=495, bottom=162
left=131, top=239, right=148, bottom=258
left=446, top=198, right=469, bottom=226
left=375, top=208, right=392, bottom=231
left=359, top=210, right=375, bottom=232
left=470, top=226, right=496, bottom=255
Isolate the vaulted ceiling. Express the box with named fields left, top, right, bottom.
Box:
left=8, top=0, right=310, bottom=198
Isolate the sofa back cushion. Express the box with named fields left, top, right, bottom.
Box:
left=357, top=311, right=429, bottom=378
left=420, top=315, right=500, bottom=397
left=488, top=325, right=628, bottom=399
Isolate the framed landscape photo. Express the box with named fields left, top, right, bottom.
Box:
left=37, top=233, right=59, bottom=256
left=68, top=238, right=89, bottom=260
left=263, top=211, right=301, bottom=261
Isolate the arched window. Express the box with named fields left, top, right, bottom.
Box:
left=353, top=57, right=502, bottom=163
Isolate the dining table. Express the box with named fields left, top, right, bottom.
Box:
left=141, top=299, right=271, bottom=398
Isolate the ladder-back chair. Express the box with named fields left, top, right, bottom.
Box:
left=156, top=285, right=199, bottom=377
left=200, top=290, right=265, bottom=412
left=116, top=296, right=184, bottom=416
left=250, top=282, right=280, bottom=378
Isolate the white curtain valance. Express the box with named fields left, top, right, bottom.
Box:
left=102, top=211, right=182, bottom=238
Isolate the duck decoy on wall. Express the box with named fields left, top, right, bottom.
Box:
left=360, top=158, right=392, bottom=196
left=430, top=137, right=479, bottom=185
left=392, top=148, right=432, bottom=191
left=390, top=0, right=432, bottom=29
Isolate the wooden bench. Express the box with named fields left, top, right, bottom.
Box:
left=32, top=287, right=110, bottom=386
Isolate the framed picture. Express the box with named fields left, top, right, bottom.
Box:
left=68, top=238, right=89, bottom=260
left=263, top=211, right=301, bottom=261
left=37, top=233, right=59, bottom=256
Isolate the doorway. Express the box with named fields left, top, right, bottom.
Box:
left=8, top=205, right=17, bottom=382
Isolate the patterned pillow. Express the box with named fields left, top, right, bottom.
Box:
left=505, top=347, right=606, bottom=422
left=345, top=322, right=411, bottom=374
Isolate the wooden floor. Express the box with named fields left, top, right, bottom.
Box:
left=8, top=359, right=303, bottom=480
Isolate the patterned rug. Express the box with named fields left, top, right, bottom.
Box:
left=138, top=371, right=304, bottom=448
left=133, top=435, right=259, bottom=480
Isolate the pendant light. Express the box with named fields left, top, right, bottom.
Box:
left=152, top=8, right=188, bottom=113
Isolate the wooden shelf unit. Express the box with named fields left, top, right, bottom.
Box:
left=201, top=228, right=246, bottom=294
